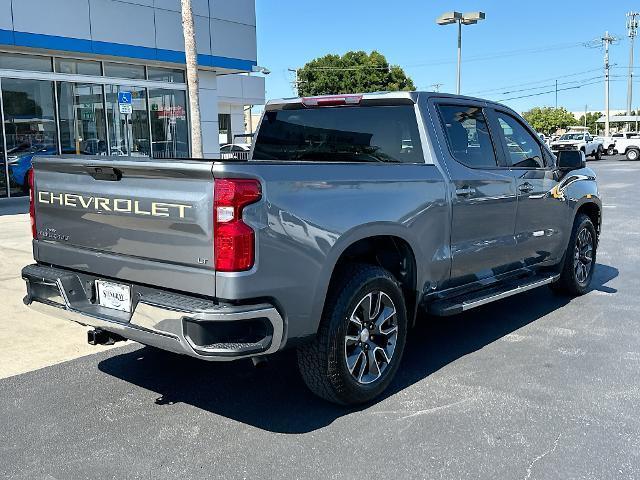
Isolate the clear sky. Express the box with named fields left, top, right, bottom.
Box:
left=255, top=0, right=639, bottom=114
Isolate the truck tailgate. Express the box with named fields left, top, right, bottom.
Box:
left=32, top=156, right=216, bottom=296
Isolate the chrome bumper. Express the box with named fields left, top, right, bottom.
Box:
left=22, top=264, right=284, bottom=361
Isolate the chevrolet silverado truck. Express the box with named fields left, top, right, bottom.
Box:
left=551, top=130, right=604, bottom=160
left=22, top=92, right=601, bottom=405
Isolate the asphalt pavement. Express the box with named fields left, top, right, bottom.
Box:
left=0, top=158, right=638, bottom=479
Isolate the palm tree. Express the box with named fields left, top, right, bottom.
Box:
left=181, top=0, right=203, bottom=158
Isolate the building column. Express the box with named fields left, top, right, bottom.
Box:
left=197, top=69, right=220, bottom=158
left=229, top=104, right=247, bottom=144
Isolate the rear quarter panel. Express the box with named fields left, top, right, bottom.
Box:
left=212, top=162, right=449, bottom=342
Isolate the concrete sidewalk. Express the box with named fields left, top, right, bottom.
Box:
left=0, top=199, right=119, bottom=379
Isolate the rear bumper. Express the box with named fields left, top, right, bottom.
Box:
left=22, top=264, right=284, bottom=361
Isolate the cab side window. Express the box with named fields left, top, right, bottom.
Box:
left=437, top=105, right=498, bottom=168
left=495, top=112, right=545, bottom=168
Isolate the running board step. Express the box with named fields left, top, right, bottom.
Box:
left=429, top=274, right=560, bottom=316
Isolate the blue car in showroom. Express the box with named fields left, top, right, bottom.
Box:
left=7, top=144, right=59, bottom=192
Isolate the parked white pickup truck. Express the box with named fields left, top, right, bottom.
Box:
left=612, top=134, right=640, bottom=160
left=550, top=131, right=604, bottom=160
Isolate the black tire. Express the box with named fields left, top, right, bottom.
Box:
left=551, top=213, right=597, bottom=296
left=626, top=148, right=639, bottom=161
left=297, top=264, right=408, bottom=405
left=594, top=146, right=602, bottom=160
left=607, top=146, right=615, bottom=156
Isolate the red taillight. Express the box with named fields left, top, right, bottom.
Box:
left=214, top=178, right=261, bottom=272
left=301, top=95, right=363, bottom=107
left=28, top=168, right=37, bottom=239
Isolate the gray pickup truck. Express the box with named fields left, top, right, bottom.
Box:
left=22, top=92, right=601, bottom=404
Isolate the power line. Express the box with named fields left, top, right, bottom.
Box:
left=491, top=75, right=604, bottom=96
left=497, top=79, right=604, bottom=102
left=467, top=67, right=603, bottom=95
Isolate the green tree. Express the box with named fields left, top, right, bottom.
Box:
left=296, top=51, right=415, bottom=97
left=522, top=107, right=577, bottom=135
left=577, top=112, right=602, bottom=134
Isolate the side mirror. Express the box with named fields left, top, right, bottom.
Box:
left=556, top=150, right=586, bottom=171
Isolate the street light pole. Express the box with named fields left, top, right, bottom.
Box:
left=437, top=11, right=485, bottom=95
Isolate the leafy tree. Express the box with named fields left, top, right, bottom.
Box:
left=296, top=51, right=415, bottom=97
left=522, top=107, right=576, bottom=135
left=577, top=112, right=602, bottom=134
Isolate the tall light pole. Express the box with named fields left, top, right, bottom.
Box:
left=626, top=12, right=639, bottom=120
left=436, top=11, right=485, bottom=95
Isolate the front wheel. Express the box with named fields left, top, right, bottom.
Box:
left=607, top=146, right=615, bottom=156
left=626, top=148, right=639, bottom=161
left=297, top=265, right=408, bottom=405
left=551, top=214, right=597, bottom=296
left=593, top=146, right=603, bottom=160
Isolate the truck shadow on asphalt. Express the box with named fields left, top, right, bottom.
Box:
left=98, top=263, right=618, bottom=434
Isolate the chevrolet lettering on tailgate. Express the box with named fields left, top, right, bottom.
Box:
left=37, top=191, right=193, bottom=219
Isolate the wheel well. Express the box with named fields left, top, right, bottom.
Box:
left=577, top=202, right=601, bottom=237
left=331, top=236, right=418, bottom=326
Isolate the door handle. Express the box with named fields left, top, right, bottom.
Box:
left=518, top=182, right=534, bottom=194
left=455, top=186, right=476, bottom=197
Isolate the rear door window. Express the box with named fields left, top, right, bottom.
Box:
left=437, top=105, right=498, bottom=168
left=253, top=105, right=424, bottom=163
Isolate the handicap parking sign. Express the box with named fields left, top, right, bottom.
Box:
left=118, top=91, right=132, bottom=114
left=118, top=92, right=132, bottom=104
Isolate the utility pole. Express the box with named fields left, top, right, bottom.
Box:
left=555, top=80, right=558, bottom=109
left=288, top=68, right=300, bottom=95
left=181, top=0, right=203, bottom=158
left=602, top=31, right=615, bottom=137
left=626, top=12, right=639, bottom=122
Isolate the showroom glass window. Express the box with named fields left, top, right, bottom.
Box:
left=0, top=53, right=52, bottom=72
left=58, top=83, right=108, bottom=155
left=219, top=114, right=232, bottom=144
left=105, top=85, right=150, bottom=156
left=0, top=111, right=6, bottom=198
left=2, top=79, right=58, bottom=196
left=104, top=63, right=146, bottom=80
left=147, top=67, right=185, bottom=84
left=55, top=58, right=102, bottom=76
left=149, top=89, right=189, bottom=158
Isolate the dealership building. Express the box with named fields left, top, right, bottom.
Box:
left=0, top=0, right=265, bottom=199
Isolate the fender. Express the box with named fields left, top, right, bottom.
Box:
left=308, top=222, right=427, bottom=335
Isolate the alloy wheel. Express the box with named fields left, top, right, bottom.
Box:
left=344, top=291, right=398, bottom=385
left=574, top=227, right=594, bottom=285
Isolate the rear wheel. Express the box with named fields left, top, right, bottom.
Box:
left=551, top=214, right=597, bottom=296
left=607, top=145, right=615, bottom=156
left=297, top=264, right=407, bottom=405
left=626, top=148, right=639, bottom=161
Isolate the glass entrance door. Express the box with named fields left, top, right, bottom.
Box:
left=105, top=85, right=150, bottom=157
left=58, top=83, right=107, bottom=155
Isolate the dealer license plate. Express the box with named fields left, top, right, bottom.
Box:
left=96, top=280, right=132, bottom=313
